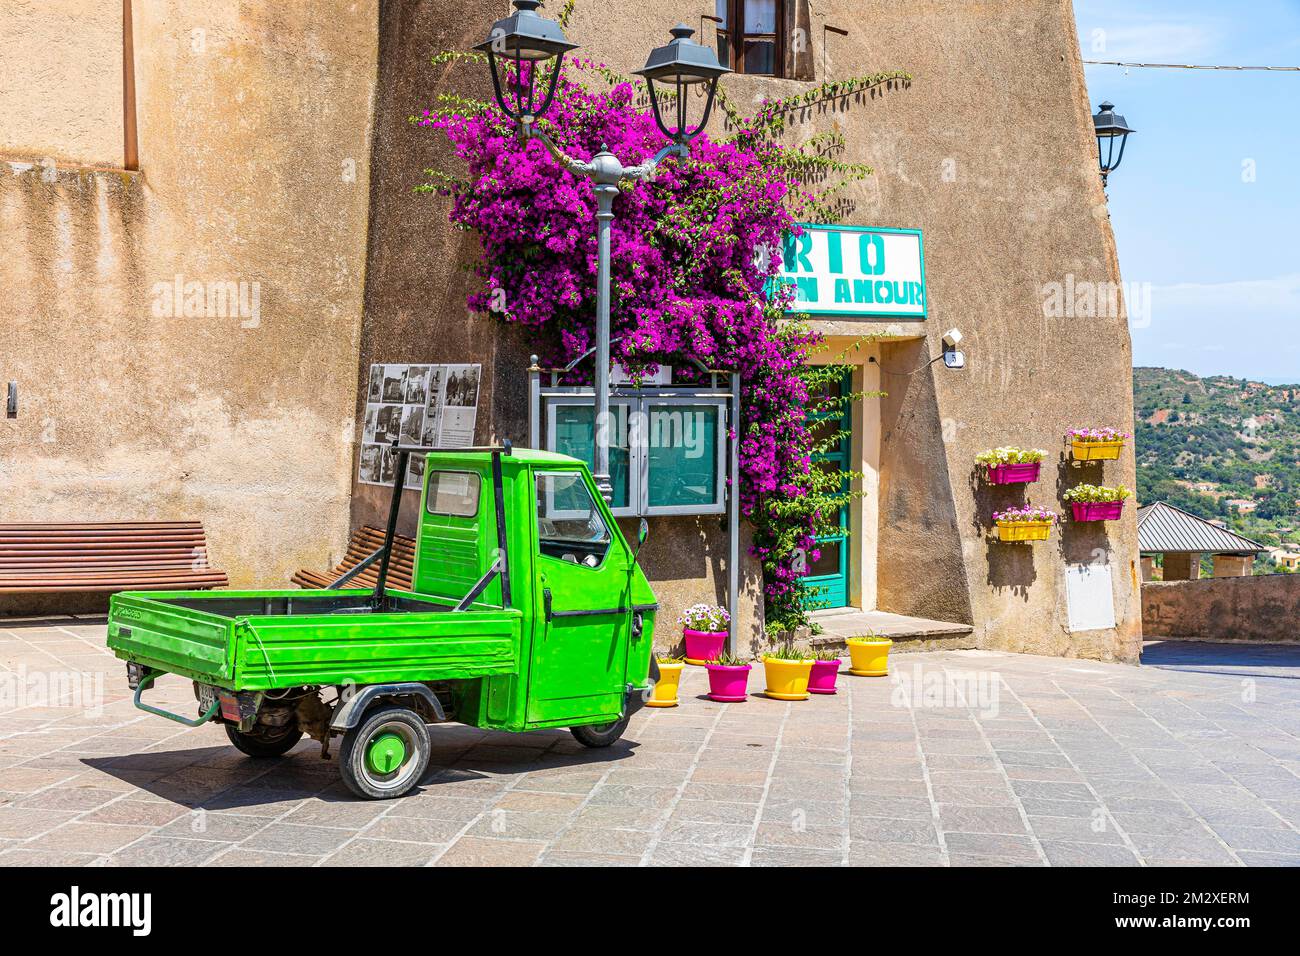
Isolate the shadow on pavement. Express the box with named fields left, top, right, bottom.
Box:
left=82, top=732, right=640, bottom=810
left=1141, top=640, right=1300, bottom=681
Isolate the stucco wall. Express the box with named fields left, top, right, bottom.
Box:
left=0, top=2, right=379, bottom=594
left=0, top=0, right=124, bottom=168
left=353, top=0, right=1140, bottom=660
left=1143, top=576, right=1300, bottom=644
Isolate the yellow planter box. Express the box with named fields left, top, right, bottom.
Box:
left=846, top=637, right=891, bottom=677
left=996, top=520, right=1052, bottom=542
left=762, top=657, right=814, bottom=700
left=1071, top=439, right=1124, bottom=461
left=646, top=661, right=684, bottom=707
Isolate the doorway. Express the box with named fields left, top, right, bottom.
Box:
left=802, top=370, right=852, bottom=609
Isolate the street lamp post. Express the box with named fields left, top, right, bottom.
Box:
left=476, top=2, right=729, bottom=502
left=1092, top=101, right=1135, bottom=187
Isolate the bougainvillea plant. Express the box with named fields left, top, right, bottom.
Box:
left=415, top=23, right=907, bottom=630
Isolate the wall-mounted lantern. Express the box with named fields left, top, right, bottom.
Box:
left=1092, top=101, right=1135, bottom=186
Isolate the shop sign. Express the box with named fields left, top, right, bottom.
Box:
left=777, top=224, right=926, bottom=319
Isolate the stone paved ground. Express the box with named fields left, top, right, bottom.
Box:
left=1, top=618, right=1298, bottom=866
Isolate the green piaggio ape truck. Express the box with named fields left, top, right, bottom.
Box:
left=107, top=443, right=659, bottom=799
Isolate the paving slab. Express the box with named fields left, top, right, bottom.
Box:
left=4, top=623, right=1299, bottom=866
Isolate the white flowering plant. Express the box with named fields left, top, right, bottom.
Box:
left=975, top=447, right=1048, bottom=466
left=1068, top=427, right=1129, bottom=444
left=1062, top=484, right=1131, bottom=503
left=993, top=505, right=1057, bottom=524
left=679, top=603, right=731, bottom=632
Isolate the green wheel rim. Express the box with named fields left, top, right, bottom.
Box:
left=366, top=732, right=407, bottom=775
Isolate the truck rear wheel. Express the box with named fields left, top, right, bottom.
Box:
left=338, top=705, right=430, bottom=800
left=570, top=716, right=630, bottom=748
left=225, top=723, right=303, bottom=757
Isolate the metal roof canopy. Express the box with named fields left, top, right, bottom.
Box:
left=1137, top=501, right=1265, bottom=557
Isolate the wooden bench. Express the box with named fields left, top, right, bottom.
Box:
left=0, top=521, right=228, bottom=593
left=291, top=525, right=416, bottom=591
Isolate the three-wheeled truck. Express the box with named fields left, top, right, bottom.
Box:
left=107, top=444, right=659, bottom=799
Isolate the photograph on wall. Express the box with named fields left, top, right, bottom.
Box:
left=357, top=362, right=481, bottom=488
left=438, top=364, right=481, bottom=448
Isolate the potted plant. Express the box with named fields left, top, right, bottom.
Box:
left=846, top=631, right=892, bottom=677
left=975, top=446, right=1047, bottom=485
left=647, top=654, right=685, bottom=707
left=1063, top=483, right=1131, bottom=522
left=807, top=647, right=843, bottom=695
left=703, top=650, right=751, bottom=703
left=680, top=603, right=730, bottom=665
left=761, top=642, right=815, bottom=701
left=1069, top=427, right=1129, bottom=461
left=993, top=505, right=1057, bottom=542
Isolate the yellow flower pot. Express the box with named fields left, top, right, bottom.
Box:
left=996, top=520, right=1052, bottom=542
left=646, top=661, right=684, bottom=707
left=846, top=637, right=892, bottom=677
left=1071, top=439, right=1124, bottom=461
left=762, top=657, right=814, bottom=700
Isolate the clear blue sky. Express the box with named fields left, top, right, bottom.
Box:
left=1073, top=0, right=1300, bottom=383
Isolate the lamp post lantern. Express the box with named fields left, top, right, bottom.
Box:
left=476, top=3, right=729, bottom=503
left=1092, top=101, right=1134, bottom=187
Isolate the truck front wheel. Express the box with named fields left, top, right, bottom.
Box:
left=225, top=723, right=303, bottom=758
left=338, top=705, right=430, bottom=800
left=570, top=716, right=630, bottom=748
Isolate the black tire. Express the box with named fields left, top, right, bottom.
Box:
left=570, top=716, right=630, bottom=748
left=225, top=722, right=303, bottom=758
left=338, top=705, right=431, bottom=800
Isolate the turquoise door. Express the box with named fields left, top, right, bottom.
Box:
left=802, top=371, right=852, bottom=610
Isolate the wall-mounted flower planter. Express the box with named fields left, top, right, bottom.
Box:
left=1071, top=501, right=1125, bottom=522
left=1071, top=439, right=1125, bottom=461
left=996, top=520, right=1052, bottom=542
left=986, top=462, right=1042, bottom=484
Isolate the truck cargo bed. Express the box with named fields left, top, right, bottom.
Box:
left=108, top=588, right=523, bottom=691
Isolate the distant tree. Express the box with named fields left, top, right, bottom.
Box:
left=1182, top=392, right=1193, bottom=404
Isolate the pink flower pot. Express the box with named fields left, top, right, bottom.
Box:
left=986, top=462, right=1041, bottom=485
left=704, top=663, right=751, bottom=702
left=683, top=628, right=727, bottom=665
left=808, top=658, right=842, bottom=695
left=1071, top=500, right=1124, bottom=522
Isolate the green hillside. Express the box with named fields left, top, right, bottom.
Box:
left=1134, top=367, right=1300, bottom=568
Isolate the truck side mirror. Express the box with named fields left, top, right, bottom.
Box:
left=631, top=518, right=649, bottom=567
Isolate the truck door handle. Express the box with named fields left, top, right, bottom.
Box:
left=543, top=588, right=553, bottom=623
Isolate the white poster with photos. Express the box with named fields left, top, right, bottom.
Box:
left=358, top=362, right=481, bottom=490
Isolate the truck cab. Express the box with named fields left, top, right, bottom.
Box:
left=107, top=445, right=658, bottom=799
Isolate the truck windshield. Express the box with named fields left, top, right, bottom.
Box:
left=536, top=471, right=611, bottom=567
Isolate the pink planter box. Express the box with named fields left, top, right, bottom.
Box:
left=683, top=628, right=727, bottom=664
left=808, top=658, right=842, bottom=695
left=705, top=663, right=751, bottom=702
left=1071, top=500, right=1125, bottom=522
left=986, top=462, right=1041, bottom=485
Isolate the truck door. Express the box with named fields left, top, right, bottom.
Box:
left=527, top=469, right=630, bottom=724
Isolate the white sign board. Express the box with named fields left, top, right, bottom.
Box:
left=359, top=363, right=481, bottom=491
left=777, top=225, right=926, bottom=318
left=1065, top=563, right=1116, bottom=632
